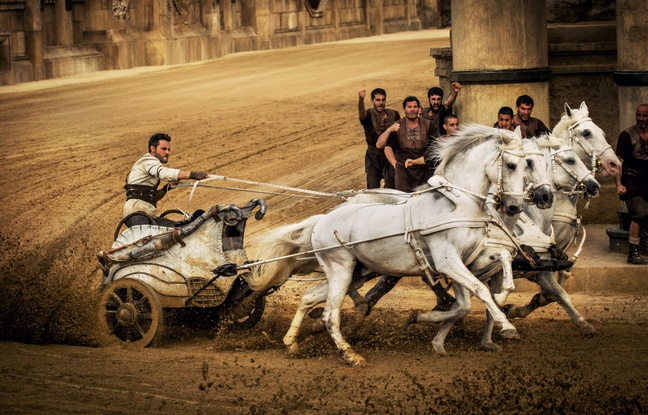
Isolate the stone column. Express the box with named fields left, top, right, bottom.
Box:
left=615, top=0, right=648, bottom=137
left=24, top=0, right=43, bottom=80
left=369, top=0, right=383, bottom=36
left=253, top=0, right=271, bottom=48
left=54, top=0, right=72, bottom=46
left=221, top=0, right=233, bottom=31
left=449, top=0, right=550, bottom=127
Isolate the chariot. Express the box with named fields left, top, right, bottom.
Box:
left=96, top=199, right=267, bottom=347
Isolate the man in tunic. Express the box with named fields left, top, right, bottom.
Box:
left=123, top=133, right=208, bottom=226
left=494, top=106, right=515, bottom=131
left=422, top=82, right=462, bottom=137
left=512, top=95, right=550, bottom=138
left=616, top=103, right=648, bottom=264
left=358, top=88, right=401, bottom=189
left=377, top=96, right=435, bottom=192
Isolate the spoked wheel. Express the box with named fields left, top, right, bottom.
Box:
left=232, top=295, right=266, bottom=329
left=98, top=279, right=165, bottom=347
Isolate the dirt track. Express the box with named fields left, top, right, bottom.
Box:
left=0, top=30, right=646, bottom=414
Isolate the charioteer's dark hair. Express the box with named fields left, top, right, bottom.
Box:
left=149, top=133, right=171, bottom=151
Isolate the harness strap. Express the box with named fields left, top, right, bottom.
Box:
left=408, top=233, right=440, bottom=285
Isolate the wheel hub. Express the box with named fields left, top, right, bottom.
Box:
left=116, top=303, right=138, bottom=326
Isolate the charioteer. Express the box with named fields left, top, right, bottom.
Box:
left=123, top=133, right=208, bottom=227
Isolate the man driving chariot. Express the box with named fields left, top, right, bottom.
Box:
left=123, top=133, right=208, bottom=227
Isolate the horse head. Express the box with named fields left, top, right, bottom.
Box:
left=493, top=127, right=529, bottom=216
left=553, top=102, right=621, bottom=177
left=543, top=136, right=601, bottom=198
left=522, top=137, right=554, bottom=209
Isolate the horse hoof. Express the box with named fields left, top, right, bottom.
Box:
left=407, top=310, right=421, bottom=324
left=355, top=302, right=369, bottom=316
left=500, top=328, right=520, bottom=340
left=286, top=342, right=299, bottom=356
left=310, top=319, right=325, bottom=333
left=580, top=325, right=598, bottom=337
left=342, top=349, right=366, bottom=366
left=502, top=304, right=518, bottom=318
left=349, top=307, right=368, bottom=330
left=481, top=341, right=502, bottom=352
left=432, top=343, right=447, bottom=355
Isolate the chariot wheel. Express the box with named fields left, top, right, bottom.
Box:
left=98, top=279, right=165, bottom=347
left=158, top=209, right=184, bottom=219
left=113, top=211, right=158, bottom=241
left=232, top=295, right=266, bottom=329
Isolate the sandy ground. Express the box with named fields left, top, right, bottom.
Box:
left=0, top=29, right=646, bottom=414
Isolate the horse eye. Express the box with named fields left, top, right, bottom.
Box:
left=566, top=158, right=575, bottom=164
left=582, top=129, right=591, bottom=138
left=507, top=163, right=517, bottom=170
left=526, top=160, right=534, bottom=169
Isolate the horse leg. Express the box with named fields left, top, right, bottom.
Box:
left=492, top=251, right=515, bottom=306
left=557, top=269, right=572, bottom=285
left=309, top=278, right=367, bottom=334
left=363, top=275, right=402, bottom=315
left=430, top=285, right=472, bottom=355
left=480, top=310, right=501, bottom=352
left=320, top=262, right=365, bottom=366
left=283, top=282, right=329, bottom=354
left=534, top=271, right=597, bottom=336
left=435, top=258, right=519, bottom=340
left=421, top=277, right=455, bottom=311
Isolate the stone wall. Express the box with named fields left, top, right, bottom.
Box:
left=0, top=0, right=423, bottom=85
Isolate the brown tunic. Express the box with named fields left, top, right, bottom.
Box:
left=512, top=114, right=550, bottom=138
left=386, top=118, right=435, bottom=192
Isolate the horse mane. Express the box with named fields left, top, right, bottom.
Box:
left=532, top=134, right=563, bottom=148
left=434, top=124, right=522, bottom=176
left=552, top=103, right=593, bottom=138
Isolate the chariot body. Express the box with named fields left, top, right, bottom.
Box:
left=96, top=199, right=267, bottom=346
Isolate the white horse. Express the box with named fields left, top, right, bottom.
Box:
left=282, top=134, right=601, bottom=355
left=467, top=136, right=601, bottom=349
left=250, top=124, right=529, bottom=365
left=274, top=134, right=561, bottom=355
left=502, top=102, right=621, bottom=323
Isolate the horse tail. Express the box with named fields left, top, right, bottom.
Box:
left=248, top=214, right=323, bottom=292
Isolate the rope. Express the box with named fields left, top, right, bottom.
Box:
left=197, top=174, right=355, bottom=199
left=176, top=183, right=329, bottom=199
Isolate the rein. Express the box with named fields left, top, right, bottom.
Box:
left=241, top=175, right=537, bottom=273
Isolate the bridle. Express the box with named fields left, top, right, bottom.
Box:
left=491, top=149, right=528, bottom=208
left=566, top=116, right=613, bottom=175
left=520, top=147, right=551, bottom=205
left=550, top=146, right=595, bottom=196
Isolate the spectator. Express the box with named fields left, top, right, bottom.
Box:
left=377, top=96, right=436, bottom=192
left=422, top=82, right=462, bottom=137
left=358, top=88, right=401, bottom=189
left=615, top=103, right=648, bottom=264
left=512, top=95, right=550, bottom=138
left=442, top=113, right=460, bottom=137
left=494, top=106, right=515, bottom=131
